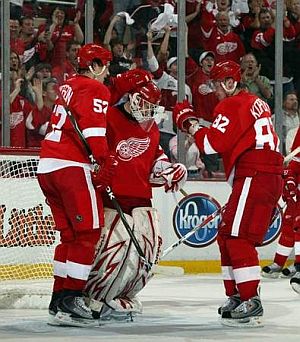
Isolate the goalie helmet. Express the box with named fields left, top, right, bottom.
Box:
left=77, top=43, right=112, bottom=69
left=129, top=82, right=165, bottom=128
left=210, top=60, right=241, bottom=95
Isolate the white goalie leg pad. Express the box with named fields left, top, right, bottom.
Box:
left=85, top=207, right=162, bottom=315
left=118, top=207, right=162, bottom=301
left=85, top=208, right=133, bottom=308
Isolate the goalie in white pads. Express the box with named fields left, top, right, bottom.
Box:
left=85, top=81, right=187, bottom=321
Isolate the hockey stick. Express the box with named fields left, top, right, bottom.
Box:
left=284, top=146, right=300, bottom=164
left=161, top=197, right=285, bottom=260
left=269, top=202, right=287, bottom=227
left=180, top=188, right=189, bottom=197
left=160, top=205, right=224, bottom=259
left=55, top=88, right=152, bottom=271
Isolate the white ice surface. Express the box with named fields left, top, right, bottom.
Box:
left=0, top=274, right=299, bottom=342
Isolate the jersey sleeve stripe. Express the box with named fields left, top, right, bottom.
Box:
left=82, top=127, right=106, bottom=138
left=203, top=135, right=218, bottom=154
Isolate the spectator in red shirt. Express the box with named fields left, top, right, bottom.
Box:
left=52, top=40, right=81, bottom=85
left=187, top=50, right=221, bottom=177
left=251, top=8, right=296, bottom=80
left=37, top=6, right=84, bottom=67
left=0, top=71, right=34, bottom=148
left=10, top=18, right=25, bottom=60
left=188, top=50, right=218, bottom=123
left=27, top=77, right=58, bottom=147
left=19, top=16, right=48, bottom=69
left=202, top=11, right=246, bottom=63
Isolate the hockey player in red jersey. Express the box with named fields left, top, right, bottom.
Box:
left=173, top=60, right=283, bottom=327
left=261, top=201, right=297, bottom=279
left=282, top=128, right=300, bottom=294
left=37, top=43, right=153, bottom=327
left=85, top=82, right=187, bottom=321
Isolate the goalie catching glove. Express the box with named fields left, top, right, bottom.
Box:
left=172, top=100, right=202, bottom=135
left=150, top=162, right=187, bottom=193
left=282, top=168, right=297, bottom=203
left=92, top=155, right=118, bottom=191
left=111, top=69, right=153, bottom=94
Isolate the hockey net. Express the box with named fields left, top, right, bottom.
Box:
left=0, top=148, right=58, bottom=308
left=0, top=148, right=184, bottom=308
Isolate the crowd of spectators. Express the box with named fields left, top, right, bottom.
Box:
left=2, top=0, right=300, bottom=180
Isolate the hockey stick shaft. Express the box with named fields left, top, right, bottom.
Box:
left=161, top=199, right=286, bottom=260
left=161, top=206, right=224, bottom=259
left=105, top=186, right=151, bottom=268
left=269, top=202, right=287, bottom=226
left=56, top=89, right=151, bottom=269
left=284, top=146, right=300, bottom=164
left=180, top=188, right=189, bottom=197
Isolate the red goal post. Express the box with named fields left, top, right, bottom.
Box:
left=0, top=147, right=58, bottom=308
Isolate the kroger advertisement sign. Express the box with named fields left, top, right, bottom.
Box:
left=172, top=193, right=283, bottom=249
left=173, top=193, right=221, bottom=248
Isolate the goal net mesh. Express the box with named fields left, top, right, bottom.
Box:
left=0, top=148, right=58, bottom=308
left=0, top=148, right=183, bottom=308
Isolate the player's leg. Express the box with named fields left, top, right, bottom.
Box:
left=38, top=172, right=72, bottom=317
left=262, top=202, right=296, bottom=278
left=290, top=201, right=300, bottom=293
left=216, top=234, right=241, bottom=315
left=218, top=173, right=282, bottom=327
left=41, top=167, right=103, bottom=326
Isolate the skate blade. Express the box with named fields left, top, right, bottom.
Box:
left=261, top=272, right=280, bottom=279
left=99, top=312, right=136, bottom=324
left=290, top=282, right=300, bottom=294
left=54, top=311, right=101, bottom=327
left=280, top=270, right=296, bottom=279
left=47, top=314, right=61, bottom=326
left=220, top=316, right=264, bottom=328
left=280, top=273, right=295, bottom=279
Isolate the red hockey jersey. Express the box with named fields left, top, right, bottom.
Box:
left=38, top=75, right=110, bottom=173
left=289, top=127, right=300, bottom=181
left=194, top=90, right=283, bottom=180
left=106, top=105, right=166, bottom=199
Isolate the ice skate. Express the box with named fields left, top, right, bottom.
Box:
left=220, top=296, right=264, bottom=328
left=290, top=272, right=300, bottom=294
left=98, top=297, right=142, bottom=323
left=261, top=263, right=282, bottom=278
left=99, top=303, right=134, bottom=323
left=280, top=264, right=296, bottom=278
left=53, top=291, right=100, bottom=327
left=48, top=291, right=63, bottom=326
left=218, top=294, right=241, bottom=315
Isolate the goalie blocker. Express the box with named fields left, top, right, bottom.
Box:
left=85, top=207, right=162, bottom=320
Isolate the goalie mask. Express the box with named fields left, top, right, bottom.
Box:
left=129, top=82, right=165, bottom=131
left=210, top=60, right=241, bottom=96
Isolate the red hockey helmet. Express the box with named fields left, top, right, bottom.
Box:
left=77, top=43, right=112, bottom=69
left=130, top=82, right=165, bottom=126
left=210, top=60, right=241, bottom=83
left=136, top=82, right=162, bottom=104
